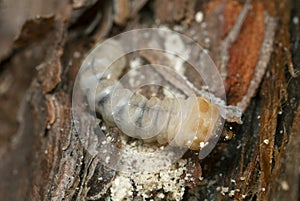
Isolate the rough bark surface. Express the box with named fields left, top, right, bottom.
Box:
left=0, top=0, right=299, bottom=200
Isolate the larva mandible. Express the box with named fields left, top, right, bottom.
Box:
left=79, top=40, right=227, bottom=151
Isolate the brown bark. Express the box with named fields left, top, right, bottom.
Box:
left=0, top=0, right=299, bottom=200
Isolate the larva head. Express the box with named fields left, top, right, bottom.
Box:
left=189, top=97, right=221, bottom=150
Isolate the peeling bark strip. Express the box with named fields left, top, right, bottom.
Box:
left=237, top=15, right=277, bottom=112
left=219, top=0, right=251, bottom=79
left=225, top=0, right=266, bottom=105
left=200, top=0, right=276, bottom=111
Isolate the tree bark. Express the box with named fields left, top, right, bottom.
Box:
left=0, top=0, right=299, bottom=200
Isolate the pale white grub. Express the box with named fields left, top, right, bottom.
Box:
left=91, top=80, right=222, bottom=150
left=79, top=39, right=242, bottom=152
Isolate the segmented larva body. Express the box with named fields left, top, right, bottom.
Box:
left=79, top=40, right=222, bottom=150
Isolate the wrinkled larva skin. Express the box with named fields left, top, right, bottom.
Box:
left=79, top=40, right=222, bottom=150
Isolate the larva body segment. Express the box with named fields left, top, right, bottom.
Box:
left=79, top=39, right=222, bottom=151
left=84, top=76, right=221, bottom=150
left=190, top=98, right=220, bottom=150
left=79, top=39, right=126, bottom=92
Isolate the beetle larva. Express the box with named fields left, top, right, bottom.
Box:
left=91, top=80, right=221, bottom=150
left=79, top=39, right=233, bottom=151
